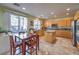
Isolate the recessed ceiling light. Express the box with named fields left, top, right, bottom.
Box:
left=66, top=13, right=69, bottom=15
left=22, top=7, right=26, bottom=10
left=40, top=14, right=44, bottom=17
left=51, top=12, right=54, bottom=15
left=66, top=8, right=70, bottom=11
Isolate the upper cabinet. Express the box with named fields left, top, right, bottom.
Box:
left=57, top=17, right=73, bottom=27
left=57, top=19, right=67, bottom=27
left=44, top=20, right=56, bottom=27
left=66, top=18, right=73, bottom=27
left=43, top=18, right=73, bottom=28
left=64, top=18, right=73, bottom=27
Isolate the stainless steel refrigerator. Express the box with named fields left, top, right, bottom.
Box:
left=71, top=20, right=79, bottom=47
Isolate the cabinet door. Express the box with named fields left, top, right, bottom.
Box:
left=66, top=19, right=72, bottom=27
left=58, top=20, right=66, bottom=27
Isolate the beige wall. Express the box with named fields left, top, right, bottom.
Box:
left=0, top=34, right=10, bottom=54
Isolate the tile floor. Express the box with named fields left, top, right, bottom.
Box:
left=1, top=37, right=79, bottom=55
left=38, top=37, right=79, bottom=55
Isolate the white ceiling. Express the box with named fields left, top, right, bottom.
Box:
left=0, top=3, right=79, bottom=19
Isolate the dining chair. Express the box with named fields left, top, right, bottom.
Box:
left=22, top=35, right=39, bottom=55
left=9, top=35, right=22, bottom=55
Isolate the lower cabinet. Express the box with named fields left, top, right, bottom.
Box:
left=44, top=31, right=56, bottom=43
left=56, top=30, right=72, bottom=39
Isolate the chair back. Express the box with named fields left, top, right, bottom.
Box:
left=9, top=35, right=16, bottom=48
left=22, top=35, right=39, bottom=55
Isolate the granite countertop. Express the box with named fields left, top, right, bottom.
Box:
left=46, top=27, right=71, bottom=31
left=46, top=30, right=56, bottom=32
left=45, top=27, right=71, bottom=33
left=58, top=27, right=71, bottom=30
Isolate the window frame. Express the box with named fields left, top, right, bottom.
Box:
left=34, top=19, right=41, bottom=31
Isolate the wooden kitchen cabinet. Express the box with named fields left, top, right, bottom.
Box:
left=56, top=30, right=65, bottom=37
left=66, top=31, right=72, bottom=39
left=66, top=19, right=73, bottom=27
left=56, top=30, right=72, bottom=39
left=56, top=18, right=73, bottom=39
left=57, top=19, right=67, bottom=27
left=66, top=19, right=71, bottom=27
left=57, top=18, right=73, bottom=27
left=44, top=20, right=57, bottom=27
left=44, top=31, right=56, bottom=43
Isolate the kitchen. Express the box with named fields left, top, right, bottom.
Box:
left=0, top=3, right=79, bottom=55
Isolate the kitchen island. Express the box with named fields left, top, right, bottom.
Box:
left=44, top=30, right=56, bottom=43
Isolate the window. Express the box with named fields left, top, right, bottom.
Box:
left=19, top=16, right=27, bottom=31
left=10, top=14, right=28, bottom=38
left=10, top=15, right=19, bottom=32
left=34, top=19, right=41, bottom=31
left=10, top=14, right=28, bottom=54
